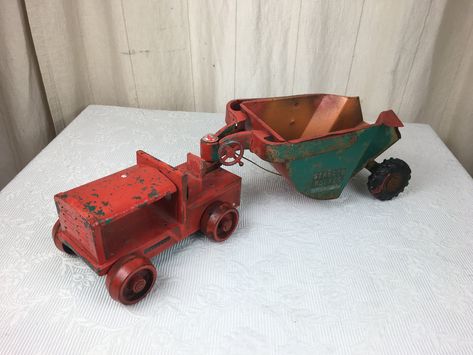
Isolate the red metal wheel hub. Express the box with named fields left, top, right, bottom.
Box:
left=201, top=202, right=239, bottom=242
left=106, top=256, right=157, bottom=305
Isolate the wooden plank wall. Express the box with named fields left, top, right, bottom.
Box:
left=25, top=0, right=473, bottom=174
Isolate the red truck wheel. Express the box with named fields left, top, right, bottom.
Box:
left=200, top=202, right=239, bottom=242
left=52, top=220, right=75, bottom=255
left=106, top=255, right=157, bottom=305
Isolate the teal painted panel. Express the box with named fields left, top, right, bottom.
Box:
left=264, top=126, right=400, bottom=199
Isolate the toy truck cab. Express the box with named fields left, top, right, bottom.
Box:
left=53, top=151, right=241, bottom=304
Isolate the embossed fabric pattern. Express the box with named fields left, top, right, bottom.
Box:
left=0, top=106, right=472, bottom=354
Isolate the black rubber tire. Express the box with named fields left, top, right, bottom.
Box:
left=367, top=158, right=411, bottom=201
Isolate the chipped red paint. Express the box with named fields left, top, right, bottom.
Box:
left=53, top=151, right=241, bottom=304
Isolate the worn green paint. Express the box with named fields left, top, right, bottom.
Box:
left=218, top=123, right=238, bottom=139
left=137, top=202, right=148, bottom=209
left=84, top=201, right=106, bottom=216
left=211, top=146, right=220, bottom=162
left=91, top=193, right=99, bottom=197
left=84, top=202, right=96, bottom=212
left=264, top=125, right=400, bottom=199
left=204, top=144, right=220, bottom=162
left=148, top=188, right=158, bottom=198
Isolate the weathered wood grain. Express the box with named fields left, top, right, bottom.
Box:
left=121, top=0, right=194, bottom=111
left=293, top=0, right=364, bottom=95
left=188, top=0, right=237, bottom=112
left=234, top=0, right=301, bottom=98
left=346, top=0, right=432, bottom=121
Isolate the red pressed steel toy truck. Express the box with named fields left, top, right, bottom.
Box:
left=53, top=93, right=411, bottom=305
left=53, top=151, right=241, bottom=304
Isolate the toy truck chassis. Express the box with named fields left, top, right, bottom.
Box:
left=53, top=151, right=241, bottom=304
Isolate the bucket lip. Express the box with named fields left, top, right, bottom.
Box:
left=239, top=93, right=365, bottom=143
left=241, top=93, right=360, bottom=104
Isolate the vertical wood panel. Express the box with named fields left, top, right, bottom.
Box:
left=235, top=0, right=301, bottom=98
left=188, top=0, right=236, bottom=112
left=442, top=26, right=473, bottom=174
left=74, top=1, right=139, bottom=108
left=345, top=0, right=432, bottom=121
left=122, top=0, right=194, bottom=111
left=25, top=0, right=138, bottom=130
left=25, top=0, right=91, bottom=130
left=293, top=0, right=364, bottom=95
left=399, top=0, right=473, bottom=132
left=445, top=25, right=473, bottom=174
left=411, top=0, right=473, bottom=174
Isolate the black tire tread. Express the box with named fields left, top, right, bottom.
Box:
left=367, top=158, right=411, bottom=201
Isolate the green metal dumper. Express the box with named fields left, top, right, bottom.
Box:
left=203, top=93, right=411, bottom=201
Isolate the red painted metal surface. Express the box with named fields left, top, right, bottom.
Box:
left=200, top=202, right=239, bottom=242
left=105, top=255, right=157, bottom=305
left=53, top=150, right=241, bottom=304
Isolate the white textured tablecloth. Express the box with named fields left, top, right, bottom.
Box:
left=1, top=105, right=472, bottom=354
